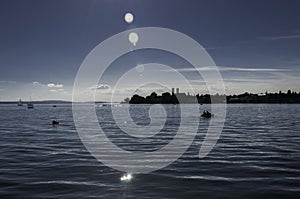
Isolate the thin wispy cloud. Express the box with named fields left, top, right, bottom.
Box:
left=163, top=66, right=289, bottom=72
left=190, top=78, right=272, bottom=84
left=224, top=78, right=278, bottom=83
left=262, top=34, right=300, bottom=40
left=49, top=89, right=64, bottom=92
left=32, top=81, right=45, bottom=86
left=0, top=81, right=17, bottom=84
left=287, top=59, right=300, bottom=64
left=220, top=67, right=288, bottom=72
left=89, top=83, right=111, bottom=90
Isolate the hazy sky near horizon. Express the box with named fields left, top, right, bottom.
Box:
left=0, top=0, right=299, bottom=101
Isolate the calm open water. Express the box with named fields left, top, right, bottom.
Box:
left=0, top=104, right=299, bottom=198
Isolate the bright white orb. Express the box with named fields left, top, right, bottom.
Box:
left=124, top=13, right=134, bottom=24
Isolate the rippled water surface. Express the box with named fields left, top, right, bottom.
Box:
left=0, top=104, right=300, bottom=198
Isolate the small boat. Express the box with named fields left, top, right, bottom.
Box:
left=201, top=111, right=213, bottom=118
left=27, top=102, right=34, bottom=109
left=52, top=120, right=59, bottom=125
left=17, top=99, right=23, bottom=106
left=27, top=97, right=34, bottom=109
left=53, top=105, right=57, bottom=107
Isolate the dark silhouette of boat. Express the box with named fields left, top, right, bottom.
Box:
left=201, top=111, right=213, bottom=118
left=27, top=103, right=34, bottom=109
left=27, top=97, right=34, bottom=109
left=17, top=99, right=23, bottom=106
left=52, top=120, right=59, bottom=126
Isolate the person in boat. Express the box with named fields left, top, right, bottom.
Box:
left=52, top=120, right=59, bottom=126
left=202, top=110, right=212, bottom=118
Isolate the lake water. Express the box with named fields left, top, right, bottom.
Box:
left=0, top=104, right=299, bottom=198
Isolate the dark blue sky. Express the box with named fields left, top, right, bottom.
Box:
left=0, top=0, right=299, bottom=100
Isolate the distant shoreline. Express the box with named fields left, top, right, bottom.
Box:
left=126, top=89, right=300, bottom=104
left=0, top=101, right=300, bottom=106
left=0, top=100, right=109, bottom=104
left=0, top=100, right=71, bottom=104
left=1, top=90, right=300, bottom=104
left=1, top=102, right=300, bottom=105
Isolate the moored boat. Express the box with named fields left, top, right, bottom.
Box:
left=27, top=97, right=34, bottom=109
left=17, top=99, right=23, bottom=106
left=201, top=111, right=213, bottom=118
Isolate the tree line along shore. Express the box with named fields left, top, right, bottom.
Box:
left=125, top=90, right=300, bottom=104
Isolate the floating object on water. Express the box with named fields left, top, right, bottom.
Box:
left=201, top=111, right=213, bottom=119
left=120, top=173, right=132, bottom=182
left=53, top=105, right=57, bottom=107
left=27, top=97, right=34, bottom=109
left=17, top=99, right=23, bottom=106
left=52, top=120, right=59, bottom=125
left=27, top=102, right=34, bottom=109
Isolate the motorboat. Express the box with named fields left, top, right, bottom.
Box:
left=27, top=97, right=34, bottom=109
left=27, top=102, right=34, bottom=109
left=201, top=111, right=213, bottom=118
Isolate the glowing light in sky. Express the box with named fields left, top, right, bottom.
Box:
left=124, top=13, right=134, bottom=24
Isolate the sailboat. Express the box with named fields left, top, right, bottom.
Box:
left=27, top=97, right=34, bottom=109
left=17, top=99, right=23, bottom=106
